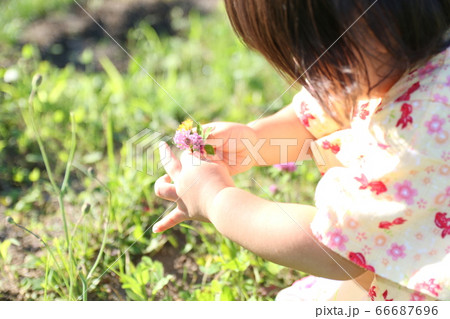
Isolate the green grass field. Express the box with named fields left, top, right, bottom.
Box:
left=0, top=0, right=320, bottom=300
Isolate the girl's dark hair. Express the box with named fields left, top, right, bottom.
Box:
left=224, top=0, right=450, bottom=124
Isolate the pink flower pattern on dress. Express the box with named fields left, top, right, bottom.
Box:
left=354, top=174, right=387, bottom=195
left=368, top=286, right=377, bottom=301
left=434, top=212, right=450, bottom=238
left=326, top=229, right=348, bottom=251
left=425, top=115, right=445, bottom=135
left=433, top=94, right=448, bottom=104
left=362, top=245, right=372, bottom=255
left=387, top=243, right=406, bottom=261
left=395, top=82, right=420, bottom=102
left=287, top=46, right=449, bottom=301
left=354, top=102, right=370, bottom=120
left=442, top=151, right=450, bottom=161
left=418, top=62, right=438, bottom=79
left=321, top=140, right=340, bottom=154
left=417, top=198, right=427, bottom=209
left=348, top=252, right=375, bottom=272
left=445, top=76, right=450, bottom=87
left=382, top=290, right=394, bottom=301
left=415, top=279, right=442, bottom=297
left=356, top=232, right=367, bottom=241
left=396, top=103, right=413, bottom=129
left=298, top=102, right=315, bottom=127
left=379, top=217, right=407, bottom=230
left=394, top=180, right=418, bottom=205
left=410, top=291, right=426, bottom=301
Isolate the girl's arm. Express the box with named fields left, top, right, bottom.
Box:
left=154, top=145, right=370, bottom=289
left=248, top=102, right=315, bottom=165
left=208, top=186, right=367, bottom=282
left=203, top=100, right=315, bottom=175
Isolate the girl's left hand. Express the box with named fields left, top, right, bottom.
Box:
left=153, top=142, right=234, bottom=233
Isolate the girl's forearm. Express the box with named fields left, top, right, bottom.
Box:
left=248, top=103, right=315, bottom=165
left=208, top=186, right=366, bottom=281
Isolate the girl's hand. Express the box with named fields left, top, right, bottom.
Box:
left=201, top=122, right=259, bottom=175
left=153, top=142, right=234, bottom=233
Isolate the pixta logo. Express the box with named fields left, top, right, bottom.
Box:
left=125, top=129, right=171, bottom=175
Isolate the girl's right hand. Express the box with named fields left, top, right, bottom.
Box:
left=201, top=122, right=259, bottom=175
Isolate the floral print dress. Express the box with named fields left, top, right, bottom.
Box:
left=284, top=45, right=450, bottom=301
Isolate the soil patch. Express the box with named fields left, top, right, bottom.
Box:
left=20, top=0, right=219, bottom=71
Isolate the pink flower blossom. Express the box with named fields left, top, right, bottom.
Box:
left=433, top=94, right=449, bottom=104
left=442, top=151, right=450, bottom=161
left=269, top=184, right=278, bottom=194
left=273, top=162, right=297, bottom=172
left=362, top=245, right=372, bottom=255
left=173, top=129, right=204, bottom=153
left=327, top=229, right=348, bottom=251
left=356, top=232, right=367, bottom=241
left=415, top=279, right=442, bottom=297
left=387, top=243, right=406, bottom=261
left=417, top=198, right=427, bottom=209
left=394, top=180, right=418, bottom=205
left=425, top=114, right=445, bottom=135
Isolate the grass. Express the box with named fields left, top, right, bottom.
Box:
left=0, top=1, right=320, bottom=300
left=0, top=0, right=74, bottom=45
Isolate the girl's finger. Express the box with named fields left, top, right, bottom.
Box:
left=154, top=174, right=178, bottom=201
left=180, top=150, right=202, bottom=169
left=152, top=208, right=187, bottom=233
left=159, top=142, right=181, bottom=180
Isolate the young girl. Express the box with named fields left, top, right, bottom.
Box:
left=153, top=0, right=450, bottom=301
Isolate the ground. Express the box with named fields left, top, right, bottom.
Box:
left=0, top=0, right=315, bottom=301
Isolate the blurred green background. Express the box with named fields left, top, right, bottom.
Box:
left=0, top=0, right=320, bottom=300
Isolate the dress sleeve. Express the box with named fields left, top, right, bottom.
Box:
left=292, top=88, right=341, bottom=139
left=310, top=71, right=450, bottom=300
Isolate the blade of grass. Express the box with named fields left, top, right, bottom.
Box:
left=43, top=250, right=50, bottom=300
left=71, top=162, right=112, bottom=297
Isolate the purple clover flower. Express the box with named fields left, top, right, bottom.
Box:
left=273, top=162, right=297, bottom=172
left=269, top=184, right=278, bottom=194
left=173, top=129, right=205, bottom=153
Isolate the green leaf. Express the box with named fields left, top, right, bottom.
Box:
left=265, top=261, right=283, bottom=275
left=203, top=127, right=213, bottom=140
left=220, top=286, right=234, bottom=301
left=199, top=263, right=221, bottom=275
left=223, top=259, right=249, bottom=272
left=22, top=44, right=36, bottom=59
left=132, top=224, right=144, bottom=243
left=167, top=234, right=179, bottom=248
left=140, top=270, right=150, bottom=285
left=80, top=49, right=94, bottom=65
left=151, top=275, right=173, bottom=296
left=28, top=168, right=40, bottom=182
left=0, top=240, right=11, bottom=260
left=99, top=57, right=124, bottom=95
left=204, top=144, right=215, bottom=155
left=82, top=151, right=103, bottom=164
